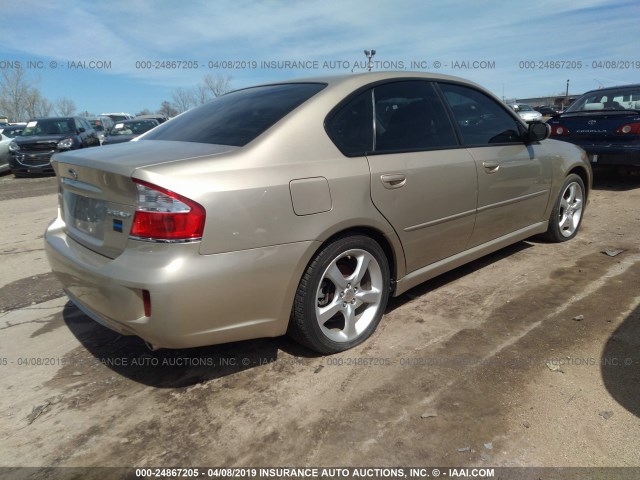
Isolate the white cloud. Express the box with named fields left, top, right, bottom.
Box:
left=2, top=0, right=638, bottom=110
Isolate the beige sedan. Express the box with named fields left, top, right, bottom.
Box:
left=45, top=72, right=591, bottom=353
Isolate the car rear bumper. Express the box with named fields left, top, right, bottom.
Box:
left=563, top=142, right=640, bottom=166
left=45, top=215, right=317, bottom=349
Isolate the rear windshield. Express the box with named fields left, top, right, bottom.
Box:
left=566, top=86, right=640, bottom=112
left=143, top=83, right=326, bottom=147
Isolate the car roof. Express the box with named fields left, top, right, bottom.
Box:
left=234, top=71, right=488, bottom=93
left=117, top=118, right=157, bottom=124
left=31, top=117, right=78, bottom=121
left=581, top=83, right=640, bottom=95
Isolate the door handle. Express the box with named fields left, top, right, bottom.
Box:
left=482, top=161, right=500, bottom=173
left=380, top=173, right=407, bottom=189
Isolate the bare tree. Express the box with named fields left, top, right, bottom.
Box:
left=136, top=108, right=153, bottom=116
left=157, top=101, right=178, bottom=118
left=36, top=97, right=54, bottom=117
left=202, top=74, right=232, bottom=98
left=195, top=83, right=210, bottom=106
left=24, top=88, right=53, bottom=119
left=162, top=74, right=232, bottom=114
left=171, top=87, right=196, bottom=113
left=0, top=68, right=30, bottom=122
left=55, top=97, right=76, bottom=116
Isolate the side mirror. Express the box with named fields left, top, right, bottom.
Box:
left=77, top=127, right=86, bottom=134
left=526, top=121, right=550, bottom=142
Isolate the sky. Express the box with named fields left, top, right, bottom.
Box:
left=1, top=0, right=639, bottom=116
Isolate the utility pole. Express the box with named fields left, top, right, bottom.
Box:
left=565, top=79, right=570, bottom=108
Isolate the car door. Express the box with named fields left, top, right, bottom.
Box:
left=438, top=83, right=553, bottom=247
left=364, top=81, right=478, bottom=273
left=82, top=118, right=99, bottom=147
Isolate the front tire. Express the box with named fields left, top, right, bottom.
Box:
left=545, top=173, right=585, bottom=242
left=289, top=235, right=390, bottom=354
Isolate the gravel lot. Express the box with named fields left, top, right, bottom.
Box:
left=0, top=170, right=639, bottom=475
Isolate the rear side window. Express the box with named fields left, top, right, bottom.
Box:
left=325, top=90, right=374, bottom=156
left=143, top=83, right=326, bottom=147
left=439, top=83, right=523, bottom=146
left=325, top=80, right=458, bottom=156
left=374, top=81, right=458, bottom=152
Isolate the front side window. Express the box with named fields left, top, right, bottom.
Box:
left=143, top=83, right=326, bottom=147
left=439, top=83, right=523, bottom=146
left=78, top=118, right=91, bottom=132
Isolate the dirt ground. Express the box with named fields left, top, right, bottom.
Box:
left=0, top=170, right=639, bottom=476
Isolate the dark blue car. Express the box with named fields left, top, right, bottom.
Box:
left=548, top=84, right=640, bottom=168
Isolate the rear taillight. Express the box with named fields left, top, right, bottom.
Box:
left=130, top=179, right=205, bottom=241
left=550, top=124, right=570, bottom=136
left=614, top=122, right=640, bottom=135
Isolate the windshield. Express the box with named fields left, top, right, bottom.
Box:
left=109, top=120, right=157, bottom=136
left=566, top=87, right=640, bottom=112
left=142, top=83, right=326, bottom=147
left=516, top=104, right=534, bottom=112
left=21, top=119, right=74, bottom=136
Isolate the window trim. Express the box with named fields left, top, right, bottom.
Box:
left=324, top=78, right=534, bottom=157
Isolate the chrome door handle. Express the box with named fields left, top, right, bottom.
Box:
left=380, top=173, right=407, bottom=189
left=482, top=161, right=500, bottom=173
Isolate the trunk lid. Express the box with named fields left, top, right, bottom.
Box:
left=52, top=140, right=237, bottom=258
left=550, top=111, right=640, bottom=144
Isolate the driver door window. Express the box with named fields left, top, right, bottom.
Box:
left=439, top=83, right=523, bottom=146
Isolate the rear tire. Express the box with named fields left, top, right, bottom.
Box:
left=544, top=174, right=585, bottom=242
left=288, top=235, right=390, bottom=354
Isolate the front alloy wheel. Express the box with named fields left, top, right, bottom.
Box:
left=545, top=173, right=586, bottom=242
left=289, top=236, right=390, bottom=353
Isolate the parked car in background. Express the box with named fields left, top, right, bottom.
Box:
left=85, top=116, right=114, bottom=144
left=535, top=105, right=561, bottom=117
left=548, top=83, right=640, bottom=168
left=0, top=133, right=11, bottom=174
left=45, top=72, right=591, bottom=354
left=102, top=119, right=159, bottom=145
left=508, top=103, right=543, bottom=122
left=9, top=117, right=100, bottom=176
left=101, top=112, right=134, bottom=122
left=134, top=114, right=169, bottom=124
left=0, top=124, right=27, bottom=138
